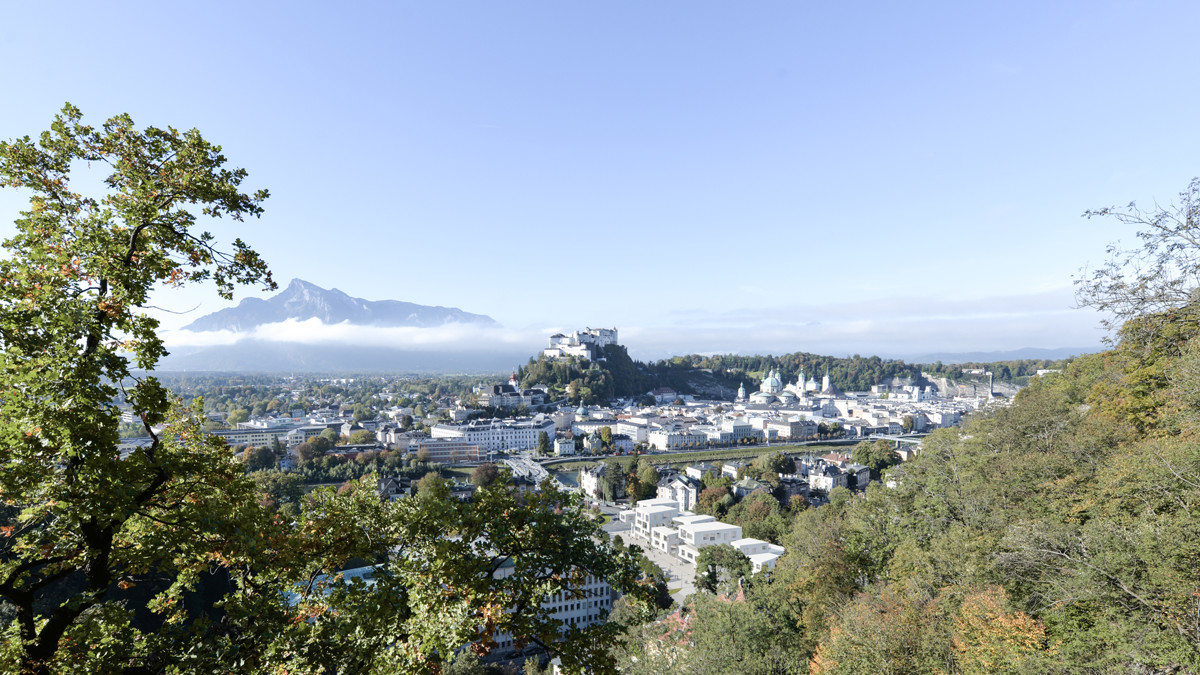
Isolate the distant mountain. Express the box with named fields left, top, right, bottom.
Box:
left=906, top=347, right=1100, bottom=364
left=183, top=278, right=496, bottom=332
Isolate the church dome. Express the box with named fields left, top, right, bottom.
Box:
left=576, top=403, right=588, bottom=418
left=761, top=369, right=783, bottom=394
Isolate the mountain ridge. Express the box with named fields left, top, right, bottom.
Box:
left=182, top=278, right=496, bottom=332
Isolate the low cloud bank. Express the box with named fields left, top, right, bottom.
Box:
left=161, top=288, right=1108, bottom=362
left=162, top=319, right=546, bottom=352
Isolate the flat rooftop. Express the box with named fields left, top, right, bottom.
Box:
left=635, top=498, right=680, bottom=509
left=673, top=514, right=716, bottom=526
left=681, top=521, right=741, bottom=533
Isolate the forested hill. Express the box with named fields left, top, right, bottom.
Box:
left=518, top=346, right=1073, bottom=404
left=617, top=305, right=1200, bottom=673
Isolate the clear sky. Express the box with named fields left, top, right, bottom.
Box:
left=2, top=1, right=1198, bottom=360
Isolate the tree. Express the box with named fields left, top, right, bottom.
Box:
left=308, top=435, right=333, bottom=455
left=351, top=403, right=374, bottom=423
left=348, top=429, right=376, bottom=445
left=471, top=462, right=500, bottom=487
left=600, top=460, right=624, bottom=502
left=0, top=106, right=659, bottom=675
left=696, top=486, right=730, bottom=516
left=295, top=441, right=318, bottom=463
left=637, top=463, right=660, bottom=500
left=537, top=430, right=552, bottom=456
left=852, top=440, right=900, bottom=481
left=242, top=445, right=277, bottom=471
left=319, top=428, right=340, bottom=444
left=416, top=471, right=451, bottom=502
left=0, top=104, right=274, bottom=673
left=694, top=545, right=753, bottom=596
left=1076, top=177, right=1200, bottom=339
left=901, top=415, right=915, bottom=433
left=753, top=451, right=793, bottom=476
left=226, top=408, right=250, bottom=426
left=599, top=426, right=613, bottom=449
left=251, top=471, right=304, bottom=508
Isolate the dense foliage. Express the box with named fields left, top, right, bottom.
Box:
left=616, top=180, right=1200, bottom=673
left=0, top=107, right=653, bottom=674
left=619, top=322, right=1200, bottom=672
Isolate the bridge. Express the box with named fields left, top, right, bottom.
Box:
left=867, top=434, right=926, bottom=446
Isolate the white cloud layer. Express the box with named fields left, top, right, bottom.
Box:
left=162, top=319, right=547, bottom=352
left=160, top=288, right=1109, bottom=361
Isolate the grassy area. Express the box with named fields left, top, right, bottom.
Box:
left=442, top=467, right=475, bottom=481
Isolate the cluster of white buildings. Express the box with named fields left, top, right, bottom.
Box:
left=624, top=497, right=786, bottom=573
left=547, top=368, right=984, bottom=460
left=197, top=398, right=560, bottom=467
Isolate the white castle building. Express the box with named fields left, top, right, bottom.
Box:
left=542, top=327, right=619, bottom=361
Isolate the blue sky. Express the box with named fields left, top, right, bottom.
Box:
left=2, top=1, right=1198, bottom=359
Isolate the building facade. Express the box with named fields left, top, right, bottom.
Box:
left=431, top=417, right=556, bottom=453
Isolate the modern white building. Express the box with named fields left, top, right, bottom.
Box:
left=730, top=538, right=787, bottom=573
left=677, top=521, right=744, bottom=564
left=630, top=498, right=681, bottom=541
left=629, top=498, right=789, bottom=571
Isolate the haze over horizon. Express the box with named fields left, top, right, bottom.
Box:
left=159, top=278, right=1097, bottom=365
left=3, top=1, right=1195, bottom=360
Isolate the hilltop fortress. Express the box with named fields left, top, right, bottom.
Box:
left=542, top=327, right=619, bottom=361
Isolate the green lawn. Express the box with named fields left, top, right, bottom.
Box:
left=442, top=467, right=475, bottom=480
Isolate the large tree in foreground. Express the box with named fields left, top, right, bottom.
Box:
left=0, top=106, right=651, bottom=674
left=0, top=103, right=276, bottom=674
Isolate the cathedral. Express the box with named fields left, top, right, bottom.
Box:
left=736, top=367, right=839, bottom=405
